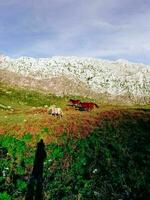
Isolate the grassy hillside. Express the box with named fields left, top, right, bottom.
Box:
left=0, top=83, right=68, bottom=109
left=0, top=83, right=101, bottom=143
left=0, top=83, right=150, bottom=199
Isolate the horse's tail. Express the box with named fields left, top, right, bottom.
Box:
left=94, top=103, right=99, bottom=108
left=57, top=108, right=63, bottom=117
left=59, top=108, right=63, bottom=115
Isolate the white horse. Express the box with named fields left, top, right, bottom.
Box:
left=48, top=105, right=63, bottom=118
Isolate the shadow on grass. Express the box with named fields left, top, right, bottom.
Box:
left=25, top=139, right=47, bottom=200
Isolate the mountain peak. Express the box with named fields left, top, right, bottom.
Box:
left=0, top=55, right=150, bottom=104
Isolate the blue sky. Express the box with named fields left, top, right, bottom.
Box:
left=0, top=0, right=150, bottom=64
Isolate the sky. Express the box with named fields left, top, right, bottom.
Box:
left=0, top=0, right=150, bottom=64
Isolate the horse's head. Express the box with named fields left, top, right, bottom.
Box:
left=69, top=99, right=81, bottom=106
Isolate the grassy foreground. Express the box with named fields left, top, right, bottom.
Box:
left=0, top=83, right=150, bottom=199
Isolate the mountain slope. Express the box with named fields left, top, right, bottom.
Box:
left=0, top=55, right=150, bottom=104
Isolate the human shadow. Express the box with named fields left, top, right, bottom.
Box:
left=25, top=139, right=47, bottom=200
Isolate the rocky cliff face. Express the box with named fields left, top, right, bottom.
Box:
left=0, top=55, right=150, bottom=104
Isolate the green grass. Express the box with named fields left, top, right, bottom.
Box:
left=0, top=83, right=150, bottom=199
left=0, top=83, right=100, bottom=129
left=43, top=110, right=150, bottom=200
left=0, top=109, right=150, bottom=199
left=0, top=83, right=68, bottom=109
left=0, top=83, right=96, bottom=110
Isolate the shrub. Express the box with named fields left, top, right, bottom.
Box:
left=0, top=192, right=11, bottom=200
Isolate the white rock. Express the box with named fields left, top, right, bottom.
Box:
left=0, top=55, right=150, bottom=98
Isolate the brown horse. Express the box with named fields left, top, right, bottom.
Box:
left=78, top=102, right=99, bottom=111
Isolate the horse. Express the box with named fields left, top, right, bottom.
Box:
left=69, top=99, right=81, bottom=107
left=48, top=105, right=63, bottom=118
left=78, top=102, right=99, bottom=111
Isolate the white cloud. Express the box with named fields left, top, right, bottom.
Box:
left=1, top=0, right=150, bottom=64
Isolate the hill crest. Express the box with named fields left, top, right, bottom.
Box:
left=0, top=55, right=150, bottom=104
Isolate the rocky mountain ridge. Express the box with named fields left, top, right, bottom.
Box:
left=0, top=55, right=150, bottom=104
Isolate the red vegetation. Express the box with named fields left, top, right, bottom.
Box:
left=26, top=108, right=48, bottom=114
left=0, top=128, right=5, bottom=135
left=1, top=107, right=150, bottom=145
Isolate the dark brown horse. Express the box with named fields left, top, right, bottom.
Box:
left=69, top=99, right=81, bottom=107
